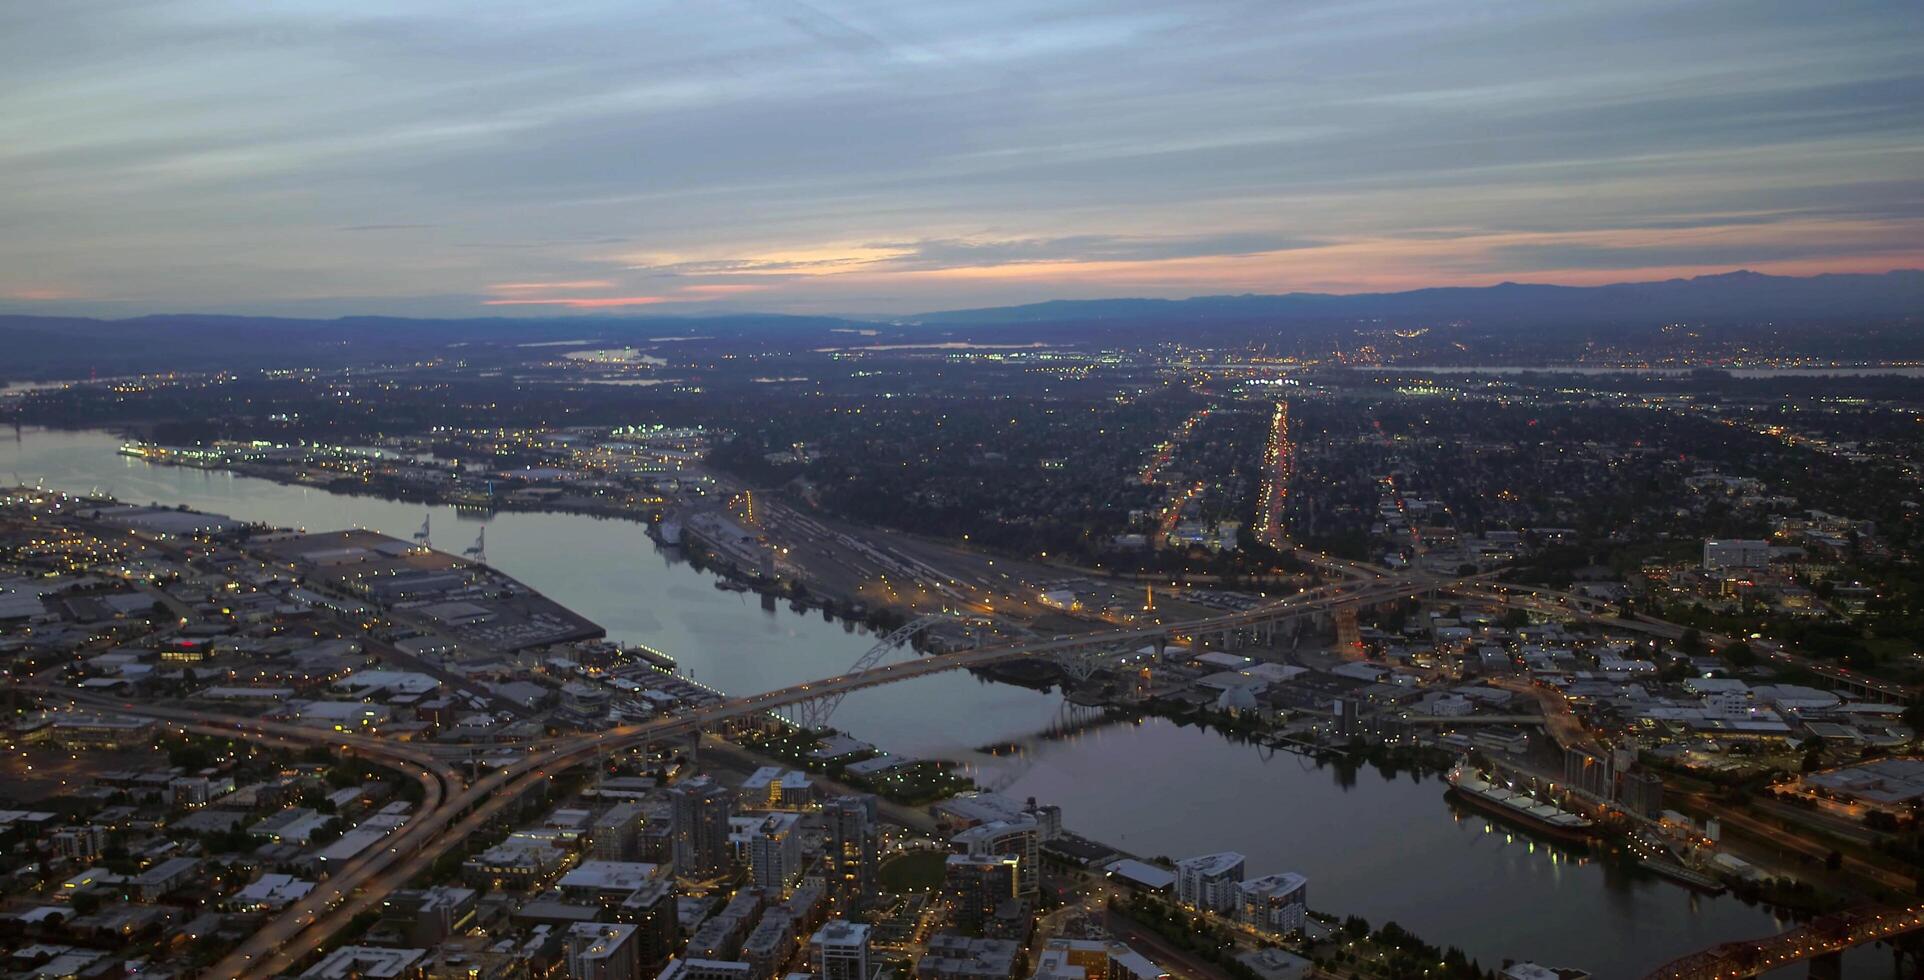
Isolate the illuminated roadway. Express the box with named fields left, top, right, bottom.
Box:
left=25, top=689, right=465, bottom=979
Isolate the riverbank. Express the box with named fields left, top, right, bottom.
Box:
left=114, top=434, right=970, bottom=637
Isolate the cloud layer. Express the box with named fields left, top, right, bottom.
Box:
left=2, top=0, right=1920, bottom=316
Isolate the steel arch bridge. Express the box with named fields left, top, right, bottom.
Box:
left=790, top=615, right=951, bottom=730
left=787, top=612, right=1185, bottom=729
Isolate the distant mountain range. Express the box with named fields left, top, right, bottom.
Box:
left=1, top=270, right=1920, bottom=378
left=904, top=270, right=1924, bottom=325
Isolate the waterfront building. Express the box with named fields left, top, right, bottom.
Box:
left=1174, top=852, right=1245, bottom=912
left=1101, top=859, right=1174, bottom=894
left=1236, top=872, right=1308, bottom=936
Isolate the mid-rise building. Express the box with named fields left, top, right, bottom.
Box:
left=1022, top=798, right=1063, bottom=842
left=1175, top=852, right=1245, bottom=912
left=1107, top=944, right=1173, bottom=980
left=741, top=909, right=796, bottom=980
left=567, top=922, right=641, bottom=980
left=591, top=801, right=647, bottom=861
left=740, top=767, right=815, bottom=810
left=687, top=912, right=752, bottom=962
left=1703, top=538, right=1771, bottom=570
left=659, top=958, right=755, bottom=980
left=1033, top=939, right=1109, bottom=980
left=615, top=877, right=679, bottom=973
left=463, top=838, right=566, bottom=891
left=811, top=920, right=871, bottom=980
left=951, top=817, right=1039, bottom=897
left=300, top=946, right=426, bottom=979
left=374, top=886, right=478, bottom=947
left=917, top=933, right=1022, bottom=980
left=941, top=853, right=1021, bottom=933
left=556, top=860, right=660, bottom=907
left=1236, top=872, right=1308, bottom=936
left=784, top=882, right=828, bottom=934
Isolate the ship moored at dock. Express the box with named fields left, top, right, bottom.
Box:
left=1446, top=759, right=1596, bottom=844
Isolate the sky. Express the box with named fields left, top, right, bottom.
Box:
left=2, top=0, right=1922, bottom=318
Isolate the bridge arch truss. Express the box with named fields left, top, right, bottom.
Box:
left=791, top=615, right=951, bottom=730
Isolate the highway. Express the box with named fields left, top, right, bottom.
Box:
left=32, top=689, right=465, bottom=978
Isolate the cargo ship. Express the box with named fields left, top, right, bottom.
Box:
left=1636, top=857, right=1726, bottom=894
left=1446, top=760, right=1596, bottom=843
left=1626, top=829, right=1727, bottom=894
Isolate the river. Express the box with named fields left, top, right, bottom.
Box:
left=0, top=425, right=1895, bottom=977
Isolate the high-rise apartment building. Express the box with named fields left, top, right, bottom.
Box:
left=821, top=795, right=879, bottom=910
left=670, top=776, right=734, bottom=878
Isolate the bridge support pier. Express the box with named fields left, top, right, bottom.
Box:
left=1896, top=935, right=1924, bottom=978
left=1806, top=950, right=1843, bottom=980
